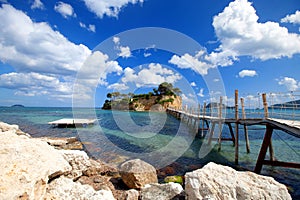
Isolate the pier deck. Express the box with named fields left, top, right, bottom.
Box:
left=48, top=118, right=96, bottom=127
left=166, top=90, right=300, bottom=174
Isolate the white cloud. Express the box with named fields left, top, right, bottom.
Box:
left=54, top=2, right=76, bottom=18
left=121, top=63, right=182, bottom=87
left=278, top=77, right=299, bottom=91
left=31, top=0, right=44, bottom=9
left=79, top=51, right=123, bottom=86
left=113, top=37, right=131, bottom=58
left=88, top=24, right=96, bottom=32
left=212, top=0, right=300, bottom=62
left=0, top=72, right=73, bottom=99
left=107, top=83, right=129, bottom=91
left=144, top=52, right=151, bottom=57
left=82, top=0, right=144, bottom=18
left=198, top=88, right=204, bottom=97
left=213, top=78, right=220, bottom=82
left=79, top=22, right=96, bottom=32
left=190, top=82, right=196, bottom=87
left=0, top=4, right=91, bottom=75
left=169, top=51, right=213, bottom=75
left=113, top=37, right=120, bottom=44
left=118, top=46, right=131, bottom=58
left=238, top=69, right=257, bottom=78
left=281, top=10, right=300, bottom=25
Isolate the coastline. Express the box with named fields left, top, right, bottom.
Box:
left=0, top=121, right=293, bottom=199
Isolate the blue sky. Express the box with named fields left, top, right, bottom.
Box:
left=0, top=0, right=300, bottom=107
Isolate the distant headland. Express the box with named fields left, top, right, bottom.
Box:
left=102, top=82, right=182, bottom=111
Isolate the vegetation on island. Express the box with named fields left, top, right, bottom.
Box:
left=102, top=82, right=182, bottom=111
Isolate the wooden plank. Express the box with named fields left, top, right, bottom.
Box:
left=254, top=125, right=273, bottom=173
left=262, top=160, right=300, bottom=169
left=226, top=122, right=235, bottom=146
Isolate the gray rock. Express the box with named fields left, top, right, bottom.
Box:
left=141, top=182, right=183, bottom=200
left=185, top=162, right=292, bottom=200
left=45, top=176, right=115, bottom=200
left=120, top=159, right=158, bottom=189
left=0, top=130, right=71, bottom=200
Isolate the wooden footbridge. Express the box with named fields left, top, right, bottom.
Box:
left=166, top=90, right=300, bottom=173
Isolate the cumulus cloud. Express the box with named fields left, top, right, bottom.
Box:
left=121, top=63, right=182, bottom=88
left=82, top=0, right=144, bottom=18
left=0, top=4, right=91, bottom=75
left=0, top=72, right=73, bottom=99
left=31, top=0, right=44, bottom=9
left=79, top=22, right=96, bottom=32
left=54, top=1, right=76, bottom=18
left=281, top=10, right=300, bottom=25
left=238, top=69, right=257, bottom=78
left=169, top=50, right=213, bottom=75
left=212, top=0, right=300, bottom=62
left=79, top=51, right=123, bottom=86
left=278, top=77, right=299, bottom=91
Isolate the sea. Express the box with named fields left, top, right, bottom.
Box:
left=1, top=106, right=300, bottom=198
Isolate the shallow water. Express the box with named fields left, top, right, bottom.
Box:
left=1, top=107, right=300, bottom=198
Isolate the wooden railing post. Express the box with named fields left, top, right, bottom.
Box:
left=241, top=98, right=250, bottom=153
left=235, top=90, right=239, bottom=165
left=262, top=93, right=274, bottom=161
left=218, top=96, right=223, bottom=151
left=262, top=93, right=269, bottom=118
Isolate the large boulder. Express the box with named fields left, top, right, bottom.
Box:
left=120, top=159, right=158, bottom=189
left=141, top=182, right=183, bottom=200
left=0, top=130, right=71, bottom=199
left=185, top=162, right=291, bottom=200
left=45, top=176, right=115, bottom=200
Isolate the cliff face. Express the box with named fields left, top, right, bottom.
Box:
left=106, top=95, right=182, bottom=112
left=131, top=95, right=182, bottom=111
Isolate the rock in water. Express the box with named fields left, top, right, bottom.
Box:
left=45, top=176, right=115, bottom=200
left=141, top=182, right=183, bottom=200
left=185, top=162, right=292, bottom=200
left=0, top=130, right=71, bottom=199
left=120, top=159, right=158, bottom=189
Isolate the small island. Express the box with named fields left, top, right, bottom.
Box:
left=11, top=104, right=25, bottom=108
left=102, top=82, right=182, bottom=111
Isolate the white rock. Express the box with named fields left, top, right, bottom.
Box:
left=45, top=176, right=115, bottom=200
left=61, top=150, right=92, bottom=179
left=121, top=189, right=140, bottom=200
left=141, top=182, right=183, bottom=200
left=0, top=121, right=19, bottom=132
left=0, top=130, right=71, bottom=200
left=185, top=162, right=292, bottom=200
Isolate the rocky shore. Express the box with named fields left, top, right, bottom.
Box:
left=0, top=121, right=292, bottom=200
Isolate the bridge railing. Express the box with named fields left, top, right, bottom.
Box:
left=169, top=90, right=300, bottom=121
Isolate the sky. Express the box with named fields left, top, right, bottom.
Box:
left=0, top=0, right=300, bottom=107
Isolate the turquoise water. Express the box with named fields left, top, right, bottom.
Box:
left=0, top=107, right=300, bottom=198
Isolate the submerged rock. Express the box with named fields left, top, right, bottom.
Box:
left=120, top=159, right=158, bottom=189
left=141, top=182, right=184, bottom=200
left=185, top=162, right=292, bottom=200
